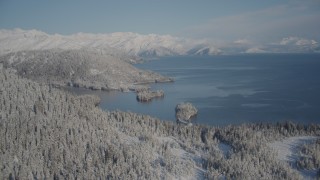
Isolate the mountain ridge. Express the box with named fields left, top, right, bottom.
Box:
left=0, top=29, right=220, bottom=57
left=0, top=28, right=318, bottom=58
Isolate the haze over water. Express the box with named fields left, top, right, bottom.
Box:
left=70, top=54, right=320, bottom=126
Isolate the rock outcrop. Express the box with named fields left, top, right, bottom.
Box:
left=175, top=102, right=198, bottom=121
left=136, top=90, right=164, bottom=102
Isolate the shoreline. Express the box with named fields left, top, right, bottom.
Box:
left=1, top=66, right=320, bottom=179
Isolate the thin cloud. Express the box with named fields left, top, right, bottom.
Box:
left=279, top=37, right=318, bottom=46
left=183, top=2, right=320, bottom=44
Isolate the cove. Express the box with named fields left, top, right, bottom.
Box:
left=67, top=54, right=320, bottom=126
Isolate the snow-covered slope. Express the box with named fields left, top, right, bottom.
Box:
left=0, top=29, right=139, bottom=62
left=0, top=49, right=172, bottom=91
left=0, top=29, right=219, bottom=57
left=269, top=136, right=319, bottom=179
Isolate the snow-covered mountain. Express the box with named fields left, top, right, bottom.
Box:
left=0, top=29, right=318, bottom=57
left=0, top=29, right=220, bottom=58
left=0, top=29, right=140, bottom=63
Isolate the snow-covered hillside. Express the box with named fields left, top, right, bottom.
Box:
left=0, top=29, right=220, bottom=57
left=0, top=49, right=172, bottom=91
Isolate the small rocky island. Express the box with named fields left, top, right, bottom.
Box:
left=175, top=102, right=198, bottom=122
left=136, top=90, right=164, bottom=102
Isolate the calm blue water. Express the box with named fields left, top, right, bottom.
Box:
left=69, top=54, right=320, bottom=126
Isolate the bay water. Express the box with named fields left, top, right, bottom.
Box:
left=69, top=54, right=320, bottom=126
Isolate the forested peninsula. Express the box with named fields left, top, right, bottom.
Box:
left=1, top=59, right=319, bottom=179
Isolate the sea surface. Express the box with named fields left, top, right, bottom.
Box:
left=69, top=54, right=320, bottom=126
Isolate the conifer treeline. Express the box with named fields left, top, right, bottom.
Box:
left=1, top=66, right=319, bottom=179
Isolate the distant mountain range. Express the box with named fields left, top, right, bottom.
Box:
left=0, top=29, right=219, bottom=58
left=0, top=29, right=318, bottom=58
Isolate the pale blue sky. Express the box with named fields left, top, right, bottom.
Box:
left=1, top=0, right=319, bottom=42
